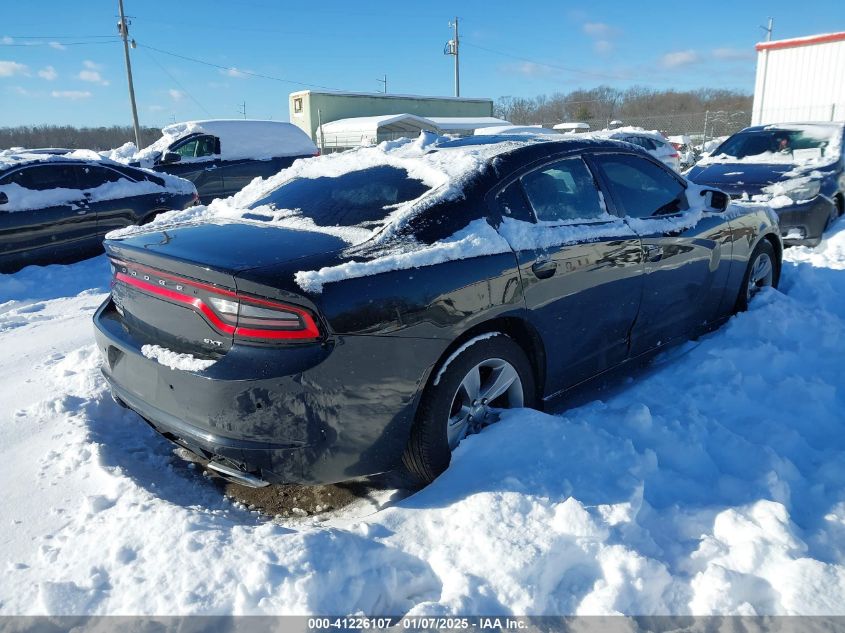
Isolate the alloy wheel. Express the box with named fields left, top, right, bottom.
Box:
left=746, top=251, right=774, bottom=302
left=447, top=358, right=524, bottom=449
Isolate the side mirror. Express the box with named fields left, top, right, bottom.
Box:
left=0, top=191, right=8, bottom=205
left=702, top=188, right=729, bottom=212
left=160, top=152, right=181, bottom=165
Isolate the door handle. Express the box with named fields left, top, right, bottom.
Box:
left=204, top=165, right=218, bottom=171
left=531, top=259, right=557, bottom=279
left=643, top=244, right=663, bottom=262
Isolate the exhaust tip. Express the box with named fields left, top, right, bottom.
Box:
left=206, top=459, right=270, bottom=488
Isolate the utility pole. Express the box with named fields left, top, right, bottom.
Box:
left=444, top=17, right=460, bottom=97
left=377, top=74, right=387, bottom=94
left=754, top=17, right=775, bottom=124
left=237, top=100, right=247, bottom=119
left=117, top=0, right=141, bottom=149
left=762, top=17, right=774, bottom=41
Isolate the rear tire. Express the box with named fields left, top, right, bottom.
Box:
left=735, top=240, right=779, bottom=312
left=401, top=334, right=536, bottom=486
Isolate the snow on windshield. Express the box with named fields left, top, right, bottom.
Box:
left=699, top=125, right=842, bottom=168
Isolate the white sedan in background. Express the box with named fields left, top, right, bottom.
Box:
left=587, top=127, right=681, bottom=171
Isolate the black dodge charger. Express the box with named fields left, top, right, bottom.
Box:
left=93, top=136, right=782, bottom=487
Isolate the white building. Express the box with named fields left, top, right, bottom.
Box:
left=752, top=31, right=845, bottom=125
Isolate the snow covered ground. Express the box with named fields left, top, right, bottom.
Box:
left=1, top=221, right=845, bottom=616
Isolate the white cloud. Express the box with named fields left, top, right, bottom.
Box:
left=594, top=39, right=613, bottom=54
left=49, top=41, right=67, bottom=51
left=2, top=36, right=13, bottom=45
left=148, top=104, right=165, bottom=112
left=168, top=88, right=185, bottom=102
left=501, top=61, right=557, bottom=78
left=51, top=89, right=92, bottom=100
left=38, top=65, right=58, bottom=81
left=73, top=61, right=108, bottom=85
left=10, top=85, right=31, bottom=96
left=583, top=22, right=613, bottom=37
left=220, top=67, right=251, bottom=79
left=712, top=47, right=754, bottom=61
left=77, top=68, right=109, bottom=85
left=0, top=60, right=29, bottom=77
left=661, top=49, right=699, bottom=68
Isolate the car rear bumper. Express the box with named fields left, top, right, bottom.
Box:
left=775, top=196, right=833, bottom=245
left=92, top=298, right=443, bottom=484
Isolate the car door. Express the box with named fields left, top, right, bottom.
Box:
left=72, top=164, right=143, bottom=237
left=155, top=134, right=224, bottom=203
left=491, top=154, right=645, bottom=396
left=588, top=151, right=733, bottom=356
left=0, top=163, right=97, bottom=268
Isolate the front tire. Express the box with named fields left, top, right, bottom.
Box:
left=401, top=333, right=536, bottom=486
left=735, top=240, right=779, bottom=312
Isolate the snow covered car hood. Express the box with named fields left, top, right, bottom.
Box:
left=687, top=162, right=834, bottom=200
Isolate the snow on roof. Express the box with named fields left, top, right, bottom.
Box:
left=105, top=120, right=317, bottom=166
left=474, top=125, right=558, bottom=136
left=756, top=31, right=845, bottom=51
left=553, top=122, right=590, bottom=131
left=585, top=126, right=668, bottom=142
left=427, top=117, right=512, bottom=131
left=319, top=114, right=439, bottom=135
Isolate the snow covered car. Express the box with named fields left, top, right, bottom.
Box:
left=687, top=123, right=845, bottom=247
left=0, top=151, right=197, bottom=273
left=587, top=127, right=681, bottom=171
left=109, top=120, right=318, bottom=204
left=93, top=134, right=782, bottom=488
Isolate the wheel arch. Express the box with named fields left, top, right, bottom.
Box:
left=760, top=231, right=783, bottom=285
left=423, top=316, right=547, bottom=407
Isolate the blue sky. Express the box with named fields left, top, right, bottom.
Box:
left=1, top=0, right=842, bottom=128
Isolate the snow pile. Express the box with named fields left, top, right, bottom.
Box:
left=140, top=345, right=216, bottom=372
left=2, top=221, right=845, bottom=614
left=294, top=219, right=511, bottom=293
left=103, top=120, right=318, bottom=167
left=750, top=173, right=823, bottom=209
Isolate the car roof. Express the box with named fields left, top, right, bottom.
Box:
left=0, top=151, right=131, bottom=175
left=740, top=122, right=845, bottom=133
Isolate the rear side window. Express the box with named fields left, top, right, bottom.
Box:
left=520, top=157, right=605, bottom=223
left=1, top=164, right=79, bottom=190
left=249, top=165, right=430, bottom=228
left=593, top=153, right=687, bottom=218
left=73, top=165, right=124, bottom=190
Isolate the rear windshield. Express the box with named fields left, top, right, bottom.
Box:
left=247, top=165, right=430, bottom=228
left=714, top=128, right=840, bottom=162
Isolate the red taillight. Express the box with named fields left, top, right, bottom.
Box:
left=112, top=260, right=320, bottom=343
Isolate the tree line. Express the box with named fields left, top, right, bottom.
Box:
left=0, top=125, right=161, bottom=152
left=494, top=86, right=753, bottom=127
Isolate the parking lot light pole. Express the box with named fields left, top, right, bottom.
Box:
left=118, top=0, right=141, bottom=149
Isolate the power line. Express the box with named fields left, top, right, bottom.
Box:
left=0, top=39, right=122, bottom=47
left=462, top=40, right=638, bottom=83
left=136, top=42, right=345, bottom=91
left=142, top=46, right=212, bottom=116
left=2, top=34, right=116, bottom=39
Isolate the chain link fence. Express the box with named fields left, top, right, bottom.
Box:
left=557, top=110, right=752, bottom=143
